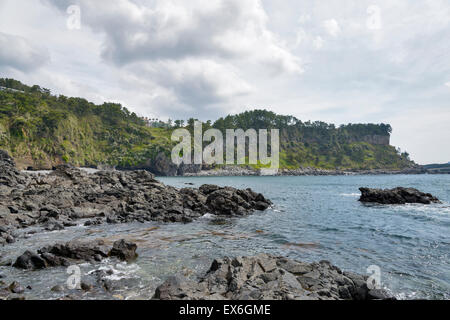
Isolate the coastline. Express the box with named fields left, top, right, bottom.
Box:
left=182, top=166, right=428, bottom=177
left=0, top=150, right=398, bottom=300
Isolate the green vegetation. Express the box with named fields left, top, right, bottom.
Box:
left=212, top=110, right=413, bottom=170
left=0, top=78, right=174, bottom=169
left=0, top=78, right=415, bottom=170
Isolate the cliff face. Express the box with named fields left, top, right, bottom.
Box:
left=0, top=79, right=415, bottom=174
left=359, top=135, right=390, bottom=146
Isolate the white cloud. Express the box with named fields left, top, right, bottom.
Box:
left=313, top=36, right=324, bottom=50
left=0, top=0, right=450, bottom=163
left=298, top=14, right=311, bottom=24
left=323, top=19, right=341, bottom=37
left=0, top=32, right=49, bottom=71
left=44, top=0, right=302, bottom=75
left=129, top=58, right=253, bottom=106
left=445, top=82, right=450, bottom=88
left=37, top=0, right=302, bottom=117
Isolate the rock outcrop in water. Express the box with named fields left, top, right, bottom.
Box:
left=153, top=254, right=394, bottom=300
left=359, top=187, right=440, bottom=204
left=13, top=239, right=137, bottom=270
left=0, top=150, right=271, bottom=236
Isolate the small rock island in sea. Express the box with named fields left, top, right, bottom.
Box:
left=359, top=187, right=440, bottom=204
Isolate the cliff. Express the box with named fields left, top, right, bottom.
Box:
left=0, top=78, right=416, bottom=174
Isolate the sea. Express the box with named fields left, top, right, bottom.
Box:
left=1, top=174, right=448, bottom=299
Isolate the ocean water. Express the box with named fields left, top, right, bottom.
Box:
left=1, top=174, right=449, bottom=299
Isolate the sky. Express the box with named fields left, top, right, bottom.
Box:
left=0, top=0, right=449, bottom=164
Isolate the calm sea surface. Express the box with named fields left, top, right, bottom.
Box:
left=1, top=174, right=449, bottom=299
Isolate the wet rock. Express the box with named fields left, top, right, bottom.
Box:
left=51, top=285, right=64, bottom=292
left=43, top=219, right=65, bottom=232
left=153, top=254, right=394, bottom=301
left=39, top=240, right=110, bottom=262
left=13, top=239, right=138, bottom=270
left=13, top=251, right=47, bottom=270
left=0, top=152, right=272, bottom=236
left=84, top=218, right=103, bottom=226
left=154, top=276, right=204, bottom=300
left=9, top=281, right=25, bottom=294
left=0, top=150, right=28, bottom=187
left=109, top=239, right=138, bottom=262
left=8, top=206, right=18, bottom=214
left=359, top=187, right=440, bottom=204
left=368, top=289, right=395, bottom=300
left=106, top=216, right=119, bottom=224
left=80, top=282, right=93, bottom=292
left=5, top=235, right=15, bottom=244
left=205, top=187, right=272, bottom=216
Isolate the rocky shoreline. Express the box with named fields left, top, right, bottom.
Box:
left=0, top=150, right=272, bottom=246
left=119, top=152, right=426, bottom=176
left=154, top=254, right=394, bottom=300
left=184, top=166, right=427, bottom=177
left=21, top=151, right=428, bottom=177
left=0, top=149, right=396, bottom=300
left=1, top=241, right=394, bottom=300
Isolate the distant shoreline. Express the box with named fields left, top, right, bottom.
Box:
left=182, top=166, right=431, bottom=177
left=22, top=165, right=441, bottom=177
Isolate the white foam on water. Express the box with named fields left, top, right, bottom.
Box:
left=340, top=193, right=360, bottom=197
left=200, top=213, right=217, bottom=220
left=88, top=261, right=141, bottom=281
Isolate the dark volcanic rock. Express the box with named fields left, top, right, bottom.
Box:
left=39, top=239, right=110, bottom=262
left=13, top=239, right=135, bottom=270
left=153, top=254, right=395, bottom=300
left=0, top=150, right=272, bottom=234
left=109, top=239, right=138, bottom=262
left=0, top=150, right=28, bottom=188
left=359, top=187, right=440, bottom=204
left=13, top=251, right=47, bottom=270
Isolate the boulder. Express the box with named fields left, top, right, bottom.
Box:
left=13, top=251, right=47, bottom=270
left=109, top=239, right=138, bottom=262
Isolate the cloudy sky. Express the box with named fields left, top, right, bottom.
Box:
left=0, top=0, right=449, bottom=164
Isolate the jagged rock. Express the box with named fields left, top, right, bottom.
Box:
left=13, top=251, right=47, bottom=270
left=359, top=187, right=440, bottom=204
left=153, top=254, right=395, bottom=300
left=39, top=240, right=110, bottom=262
left=13, top=239, right=136, bottom=270
left=109, top=239, right=138, bottom=262
left=0, top=150, right=28, bottom=187
left=0, top=151, right=272, bottom=235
